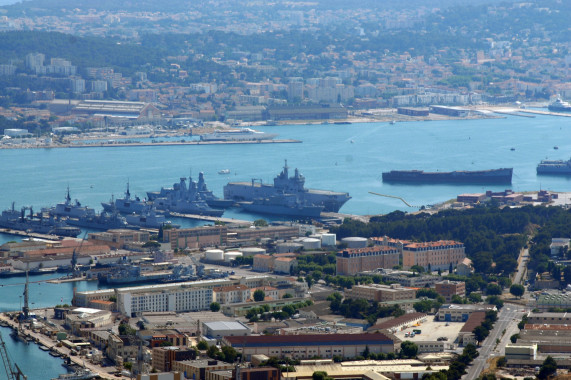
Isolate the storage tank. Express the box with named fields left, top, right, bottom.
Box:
left=321, top=233, right=337, bottom=247
left=239, top=247, right=266, bottom=256
left=303, top=238, right=321, bottom=250
left=341, top=237, right=368, bottom=248
left=205, top=249, right=224, bottom=261
left=276, top=242, right=303, bottom=254
left=224, top=251, right=243, bottom=262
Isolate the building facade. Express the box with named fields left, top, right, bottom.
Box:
left=162, top=226, right=227, bottom=250
left=223, top=333, right=395, bottom=360
left=336, top=246, right=400, bottom=276
left=435, top=280, right=466, bottom=302
left=346, top=284, right=416, bottom=302
left=402, top=241, right=465, bottom=271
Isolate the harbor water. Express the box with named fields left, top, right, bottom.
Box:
left=1, top=114, right=571, bottom=375
left=2, top=116, right=571, bottom=220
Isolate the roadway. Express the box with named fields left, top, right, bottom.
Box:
left=464, top=306, right=525, bottom=379
left=512, top=247, right=529, bottom=286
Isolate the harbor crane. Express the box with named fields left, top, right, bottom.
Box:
left=70, top=231, right=88, bottom=277
left=0, top=333, right=26, bottom=380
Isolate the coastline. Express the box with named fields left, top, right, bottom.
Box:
left=0, top=312, right=128, bottom=379
left=2, top=104, right=568, bottom=150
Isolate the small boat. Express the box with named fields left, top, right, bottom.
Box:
left=390, top=120, right=396, bottom=125
left=554, top=146, right=559, bottom=150
left=510, top=147, right=515, bottom=151
left=39, top=345, right=50, bottom=351
left=218, top=169, right=230, bottom=175
left=51, top=367, right=99, bottom=380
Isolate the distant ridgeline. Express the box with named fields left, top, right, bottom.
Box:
left=0, top=31, right=164, bottom=75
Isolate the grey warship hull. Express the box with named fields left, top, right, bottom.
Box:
left=223, top=161, right=351, bottom=212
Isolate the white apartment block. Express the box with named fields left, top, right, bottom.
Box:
left=118, top=287, right=213, bottom=316
left=213, top=285, right=251, bottom=305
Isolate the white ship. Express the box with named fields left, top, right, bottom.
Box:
left=200, top=128, right=277, bottom=142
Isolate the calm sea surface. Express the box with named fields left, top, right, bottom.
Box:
left=1, top=115, right=571, bottom=375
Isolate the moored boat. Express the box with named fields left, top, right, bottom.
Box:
left=382, top=168, right=513, bottom=184
left=224, top=160, right=351, bottom=212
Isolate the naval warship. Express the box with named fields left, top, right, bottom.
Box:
left=223, top=160, right=351, bottom=212
left=147, top=175, right=224, bottom=216
left=102, top=182, right=148, bottom=214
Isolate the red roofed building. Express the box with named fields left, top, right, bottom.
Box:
left=222, top=333, right=395, bottom=360
left=336, top=246, right=400, bottom=275
left=402, top=240, right=465, bottom=271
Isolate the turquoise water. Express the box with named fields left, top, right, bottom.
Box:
left=1, top=114, right=571, bottom=375
left=1, top=115, right=571, bottom=218
left=0, top=327, right=66, bottom=379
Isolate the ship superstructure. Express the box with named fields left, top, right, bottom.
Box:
left=223, top=160, right=351, bottom=213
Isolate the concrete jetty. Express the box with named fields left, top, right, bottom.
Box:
left=168, top=212, right=252, bottom=225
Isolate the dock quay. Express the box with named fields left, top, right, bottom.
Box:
left=0, top=228, right=66, bottom=241
left=168, top=212, right=252, bottom=225
left=0, top=312, right=128, bottom=379
left=67, top=139, right=302, bottom=148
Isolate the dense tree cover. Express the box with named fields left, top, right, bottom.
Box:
left=0, top=31, right=163, bottom=75
left=328, top=293, right=404, bottom=325
left=262, top=357, right=299, bottom=373
left=295, top=253, right=336, bottom=276
left=253, top=289, right=265, bottom=302
left=118, top=323, right=136, bottom=336
left=209, top=302, right=221, bottom=312
left=537, top=356, right=557, bottom=380
left=245, top=300, right=312, bottom=322
left=509, top=284, right=525, bottom=299
left=207, top=345, right=240, bottom=363
left=331, top=205, right=571, bottom=278
left=400, top=341, right=419, bottom=358
left=472, top=310, right=498, bottom=345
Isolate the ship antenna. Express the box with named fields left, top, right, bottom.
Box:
left=66, top=185, right=71, bottom=202
left=23, top=264, right=29, bottom=319
left=126, top=180, right=130, bottom=198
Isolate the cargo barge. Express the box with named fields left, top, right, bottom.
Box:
left=382, top=168, right=513, bottom=184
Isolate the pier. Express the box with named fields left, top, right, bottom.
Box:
left=0, top=228, right=67, bottom=241
left=67, top=139, right=302, bottom=148
left=168, top=212, right=252, bottom=225
left=0, top=312, right=129, bottom=379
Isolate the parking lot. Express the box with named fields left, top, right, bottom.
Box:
left=394, top=319, right=465, bottom=343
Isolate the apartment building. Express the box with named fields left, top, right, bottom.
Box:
left=172, top=360, right=234, bottom=380
left=152, top=346, right=197, bottom=372
left=118, top=287, right=213, bottom=316
left=346, top=284, right=416, bottom=302
left=336, top=246, right=400, bottom=275
left=213, top=285, right=251, bottom=305
left=402, top=241, right=465, bottom=271
left=435, top=280, right=466, bottom=302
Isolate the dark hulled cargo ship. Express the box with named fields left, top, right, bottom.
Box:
left=382, top=168, right=513, bottom=184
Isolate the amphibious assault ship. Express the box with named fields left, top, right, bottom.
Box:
left=223, top=160, right=351, bottom=213
left=382, top=168, right=513, bottom=184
